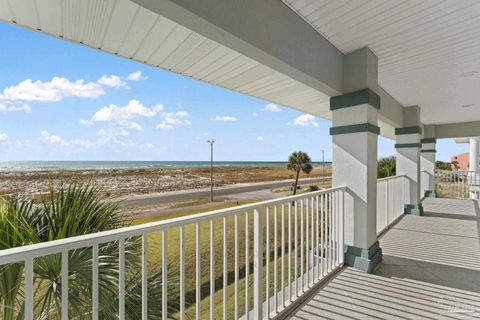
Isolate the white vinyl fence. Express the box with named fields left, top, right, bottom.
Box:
left=376, top=175, right=408, bottom=234
left=0, top=187, right=345, bottom=320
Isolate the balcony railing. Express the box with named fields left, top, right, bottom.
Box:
left=376, top=175, right=408, bottom=234
left=0, top=187, right=345, bottom=320
left=435, top=170, right=480, bottom=199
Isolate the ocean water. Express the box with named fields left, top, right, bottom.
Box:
left=0, top=161, right=331, bottom=172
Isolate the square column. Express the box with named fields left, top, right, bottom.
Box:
left=469, top=137, right=479, bottom=172
left=469, top=137, right=479, bottom=199
left=395, top=126, right=423, bottom=215
left=420, top=138, right=436, bottom=198
left=331, top=89, right=382, bottom=273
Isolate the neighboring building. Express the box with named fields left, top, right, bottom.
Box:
left=451, top=152, right=469, bottom=170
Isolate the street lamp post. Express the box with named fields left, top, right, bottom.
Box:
left=208, top=140, right=215, bottom=202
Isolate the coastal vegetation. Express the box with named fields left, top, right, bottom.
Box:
left=436, top=160, right=455, bottom=171
left=377, top=156, right=396, bottom=178
left=0, top=183, right=180, bottom=319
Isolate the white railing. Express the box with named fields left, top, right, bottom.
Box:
left=0, top=187, right=345, bottom=320
left=435, top=170, right=480, bottom=199
left=376, top=175, right=408, bottom=234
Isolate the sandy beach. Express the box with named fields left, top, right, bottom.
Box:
left=0, top=165, right=331, bottom=198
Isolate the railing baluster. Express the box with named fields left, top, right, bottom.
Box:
left=210, top=219, right=215, bottom=320
left=294, top=200, right=298, bottom=298
left=180, top=226, right=185, bottom=320
left=245, top=211, right=250, bottom=320
left=310, top=196, right=314, bottom=285
left=24, top=257, right=34, bottom=320
left=300, top=199, right=304, bottom=292
left=234, top=213, right=239, bottom=320
left=320, top=194, right=324, bottom=278
left=142, top=235, right=148, bottom=320
left=288, top=202, right=292, bottom=302
left=223, top=216, right=228, bottom=320
left=273, top=205, right=278, bottom=314
left=119, top=239, right=125, bottom=320
left=93, top=244, right=99, bottom=320
left=196, top=223, right=201, bottom=320
left=266, top=207, right=270, bottom=318
left=305, top=198, right=309, bottom=289
left=62, top=250, right=68, bottom=320
left=333, top=192, right=337, bottom=267
left=162, top=230, right=168, bottom=320
left=329, top=193, right=333, bottom=273
left=281, top=203, right=285, bottom=308
left=340, top=190, right=345, bottom=264
left=253, top=208, right=264, bottom=320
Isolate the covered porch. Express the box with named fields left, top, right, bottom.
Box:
left=1, top=0, right=480, bottom=319
left=288, top=197, right=480, bottom=319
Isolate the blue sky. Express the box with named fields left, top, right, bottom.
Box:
left=0, top=22, right=467, bottom=162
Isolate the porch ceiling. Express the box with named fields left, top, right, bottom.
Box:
left=282, top=0, right=480, bottom=126
left=0, top=0, right=330, bottom=118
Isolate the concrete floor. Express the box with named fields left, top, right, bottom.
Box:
left=286, top=197, right=480, bottom=319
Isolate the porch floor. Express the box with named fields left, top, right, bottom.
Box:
left=286, top=197, right=480, bottom=319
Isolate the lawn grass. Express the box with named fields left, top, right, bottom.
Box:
left=165, top=197, right=232, bottom=209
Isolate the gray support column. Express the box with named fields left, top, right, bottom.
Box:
left=331, top=89, right=382, bottom=273
left=420, top=138, right=436, bottom=198
left=396, top=125, right=423, bottom=215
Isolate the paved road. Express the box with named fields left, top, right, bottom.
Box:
left=122, top=177, right=331, bottom=209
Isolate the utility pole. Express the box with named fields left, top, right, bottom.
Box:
left=208, top=140, right=215, bottom=202
left=321, top=149, right=325, bottom=186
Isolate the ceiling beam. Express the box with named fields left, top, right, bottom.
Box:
left=132, top=0, right=344, bottom=96
left=435, top=121, right=480, bottom=139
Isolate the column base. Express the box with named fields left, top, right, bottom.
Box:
left=424, top=190, right=436, bottom=198
left=345, top=241, right=382, bottom=273
left=404, top=203, right=423, bottom=215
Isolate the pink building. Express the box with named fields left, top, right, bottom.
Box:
left=451, top=152, right=469, bottom=170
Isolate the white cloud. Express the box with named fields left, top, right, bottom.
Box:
left=86, top=100, right=163, bottom=124
left=0, top=133, right=9, bottom=142
left=157, top=111, right=191, bottom=130
left=257, top=136, right=264, bottom=141
left=97, top=75, right=127, bottom=88
left=213, top=115, right=237, bottom=121
left=0, top=71, right=143, bottom=104
left=127, top=71, right=147, bottom=81
left=292, top=114, right=318, bottom=127
left=265, top=103, right=280, bottom=112
left=1, top=77, right=105, bottom=102
left=0, top=102, right=31, bottom=113
left=252, top=112, right=258, bottom=117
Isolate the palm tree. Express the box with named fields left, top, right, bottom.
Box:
left=0, top=182, right=180, bottom=320
left=377, top=156, right=396, bottom=178
left=287, top=151, right=313, bottom=195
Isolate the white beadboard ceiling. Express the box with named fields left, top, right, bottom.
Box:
left=0, top=0, right=330, bottom=119
left=282, top=0, right=480, bottom=125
